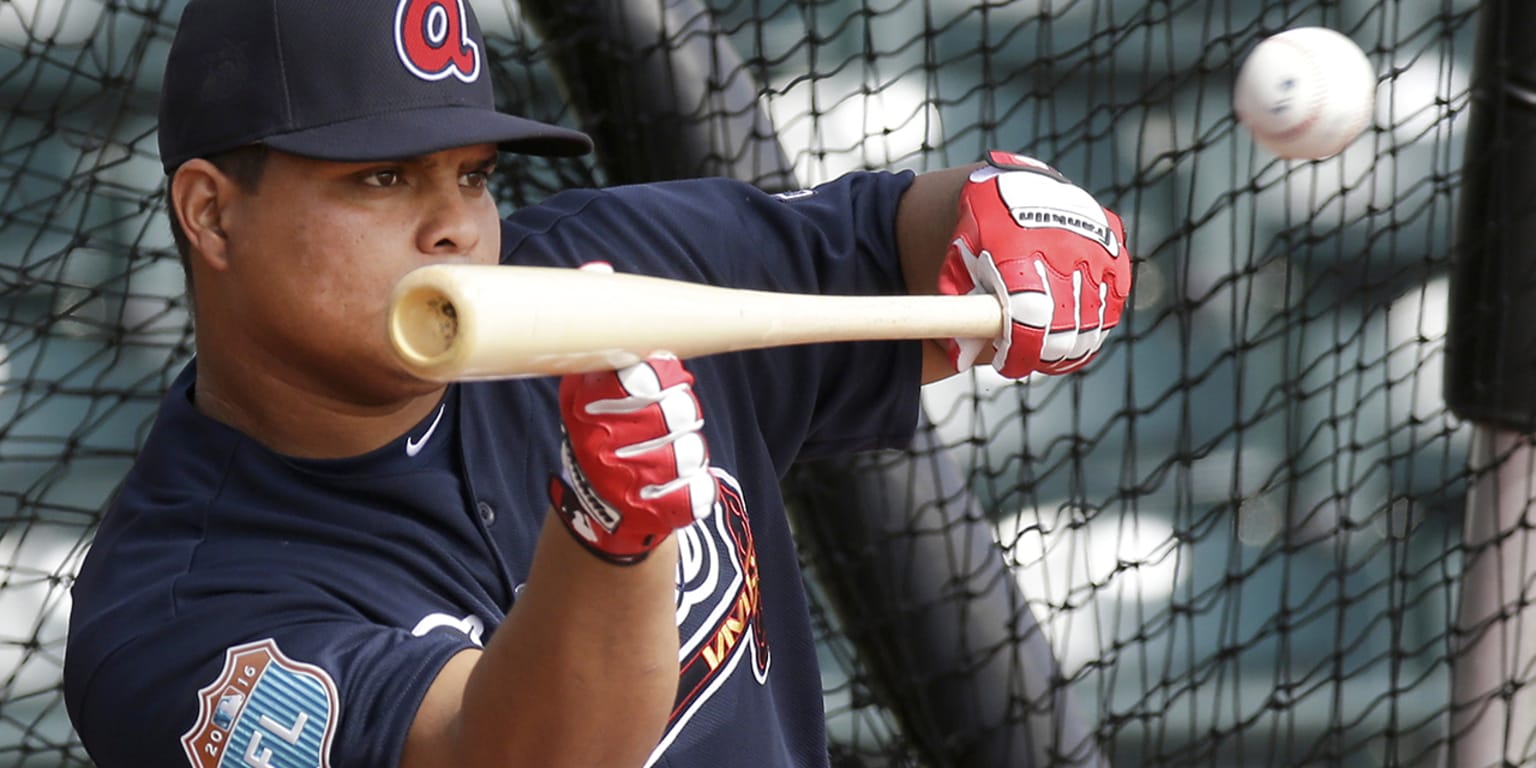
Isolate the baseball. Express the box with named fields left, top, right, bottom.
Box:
left=1233, top=27, right=1376, bottom=160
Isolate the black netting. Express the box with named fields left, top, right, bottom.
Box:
left=1, top=1, right=1518, bottom=766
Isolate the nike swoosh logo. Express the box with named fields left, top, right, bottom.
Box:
left=405, top=404, right=446, bottom=457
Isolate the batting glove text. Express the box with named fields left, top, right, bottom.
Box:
left=937, top=151, right=1132, bottom=379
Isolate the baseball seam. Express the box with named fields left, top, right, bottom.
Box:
left=1260, top=35, right=1327, bottom=144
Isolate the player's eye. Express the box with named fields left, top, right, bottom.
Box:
left=361, top=169, right=403, bottom=188
left=460, top=165, right=495, bottom=190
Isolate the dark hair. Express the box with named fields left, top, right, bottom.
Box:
left=167, top=144, right=271, bottom=288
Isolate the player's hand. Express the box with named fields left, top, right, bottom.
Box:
left=937, top=151, right=1132, bottom=379
left=550, top=354, right=718, bottom=565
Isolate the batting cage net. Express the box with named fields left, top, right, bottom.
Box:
left=0, top=0, right=1509, bottom=766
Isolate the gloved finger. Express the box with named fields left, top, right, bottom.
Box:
left=993, top=258, right=1051, bottom=379
left=940, top=238, right=1006, bottom=371
left=583, top=360, right=703, bottom=426
left=640, top=467, right=718, bottom=522
left=1039, top=270, right=1084, bottom=365
left=1060, top=275, right=1109, bottom=362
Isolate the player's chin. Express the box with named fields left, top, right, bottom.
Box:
left=319, top=346, right=446, bottom=405
left=378, top=354, right=450, bottom=396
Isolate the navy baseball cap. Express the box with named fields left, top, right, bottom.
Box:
left=157, top=0, right=593, bottom=174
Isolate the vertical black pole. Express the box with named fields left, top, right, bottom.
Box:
left=1446, top=0, right=1536, bottom=425
left=1446, top=2, right=1536, bottom=765
left=518, top=0, right=796, bottom=190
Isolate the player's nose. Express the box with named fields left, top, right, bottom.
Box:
left=416, top=179, right=483, bottom=257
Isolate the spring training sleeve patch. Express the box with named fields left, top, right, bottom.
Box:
left=180, top=639, right=339, bottom=768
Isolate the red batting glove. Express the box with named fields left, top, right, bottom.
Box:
left=550, top=355, right=718, bottom=565
left=937, top=151, right=1132, bottom=379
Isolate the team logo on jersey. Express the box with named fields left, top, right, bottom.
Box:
left=411, top=612, right=486, bottom=647
left=394, top=0, right=481, bottom=83
left=181, top=639, right=339, bottom=768
left=772, top=189, right=815, bottom=202
left=647, top=470, right=769, bottom=765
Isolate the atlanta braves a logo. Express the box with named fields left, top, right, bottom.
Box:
left=394, top=0, right=480, bottom=83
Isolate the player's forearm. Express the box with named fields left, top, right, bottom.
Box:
left=895, top=164, right=986, bottom=382
left=414, top=516, right=680, bottom=768
left=895, top=164, right=976, bottom=297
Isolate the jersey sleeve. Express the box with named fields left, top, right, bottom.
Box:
left=65, top=398, right=497, bottom=768
left=499, top=171, right=924, bottom=466
left=67, top=572, right=478, bottom=768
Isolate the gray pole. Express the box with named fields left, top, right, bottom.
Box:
left=786, top=421, right=1106, bottom=767
left=1450, top=431, right=1536, bottom=767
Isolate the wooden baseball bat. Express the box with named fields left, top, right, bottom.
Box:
left=387, top=264, right=1003, bottom=381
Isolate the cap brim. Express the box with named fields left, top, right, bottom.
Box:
left=261, top=106, right=592, bottom=161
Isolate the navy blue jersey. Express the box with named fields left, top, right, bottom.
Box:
left=65, top=171, right=923, bottom=767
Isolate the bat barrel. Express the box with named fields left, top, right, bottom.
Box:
left=389, top=265, right=562, bottom=382
left=387, top=264, right=1002, bottom=382
left=389, top=280, right=466, bottom=374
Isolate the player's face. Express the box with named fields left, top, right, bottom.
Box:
left=218, top=143, right=502, bottom=402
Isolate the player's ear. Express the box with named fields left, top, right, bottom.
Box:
left=169, top=158, right=237, bottom=271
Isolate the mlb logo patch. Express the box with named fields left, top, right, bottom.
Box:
left=181, top=639, right=339, bottom=768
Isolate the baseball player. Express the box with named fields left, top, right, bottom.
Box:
left=62, top=1, right=1130, bottom=766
